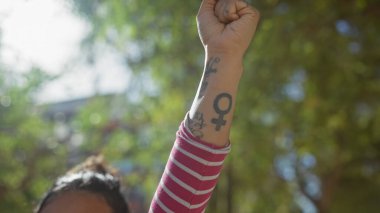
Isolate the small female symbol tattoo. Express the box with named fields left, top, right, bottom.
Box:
left=211, top=93, right=232, bottom=131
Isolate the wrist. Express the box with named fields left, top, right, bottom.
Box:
left=205, top=51, right=244, bottom=79
left=205, top=46, right=245, bottom=62
left=201, top=53, right=244, bottom=96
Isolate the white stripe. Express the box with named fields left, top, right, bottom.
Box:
left=161, top=182, right=190, bottom=207
left=154, top=193, right=175, bottom=213
left=177, top=133, right=230, bottom=155
left=160, top=181, right=211, bottom=209
left=180, top=125, right=231, bottom=153
left=165, top=169, right=215, bottom=195
left=174, top=143, right=225, bottom=166
left=170, top=156, right=219, bottom=181
left=191, top=196, right=211, bottom=209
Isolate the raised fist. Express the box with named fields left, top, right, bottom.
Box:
left=197, top=0, right=260, bottom=57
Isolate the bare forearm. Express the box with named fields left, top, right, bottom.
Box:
left=187, top=51, right=243, bottom=146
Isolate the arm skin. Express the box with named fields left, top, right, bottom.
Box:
left=148, top=1, right=260, bottom=212
left=186, top=0, right=260, bottom=146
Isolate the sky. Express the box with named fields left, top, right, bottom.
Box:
left=0, top=0, right=130, bottom=103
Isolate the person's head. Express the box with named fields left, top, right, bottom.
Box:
left=35, top=155, right=129, bottom=213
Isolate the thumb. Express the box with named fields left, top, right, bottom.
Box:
left=197, top=0, right=221, bottom=33
left=198, top=0, right=217, bottom=16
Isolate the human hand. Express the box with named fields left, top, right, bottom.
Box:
left=197, top=0, right=260, bottom=57
left=215, top=0, right=239, bottom=23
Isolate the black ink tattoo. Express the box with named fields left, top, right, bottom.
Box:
left=187, top=112, right=206, bottom=138
left=198, top=57, right=220, bottom=99
left=205, top=57, right=220, bottom=76
left=211, top=93, right=232, bottom=131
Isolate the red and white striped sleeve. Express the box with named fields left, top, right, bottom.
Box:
left=149, top=121, right=231, bottom=213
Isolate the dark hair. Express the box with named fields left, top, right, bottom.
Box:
left=35, top=156, right=129, bottom=213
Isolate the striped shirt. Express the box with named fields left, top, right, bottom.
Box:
left=149, top=122, right=231, bottom=213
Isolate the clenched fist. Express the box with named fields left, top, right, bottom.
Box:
left=197, top=0, right=260, bottom=57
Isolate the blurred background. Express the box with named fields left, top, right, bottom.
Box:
left=0, top=0, right=379, bottom=212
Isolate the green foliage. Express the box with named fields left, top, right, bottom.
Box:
left=0, top=69, right=67, bottom=212
left=1, top=0, right=379, bottom=212
left=67, top=0, right=380, bottom=212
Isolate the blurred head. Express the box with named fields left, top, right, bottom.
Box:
left=35, top=155, right=129, bottom=213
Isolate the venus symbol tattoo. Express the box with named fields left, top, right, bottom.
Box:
left=211, top=93, right=232, bottom=131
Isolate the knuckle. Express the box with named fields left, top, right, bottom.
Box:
left=250, top=7, right=261, bottom=18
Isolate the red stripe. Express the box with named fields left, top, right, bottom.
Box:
left=162, top=172, right=211, bottom=202
left=150, top=201, right=165, bottom=213
left=165, top=169, right=217, bottom=191
left=149, top=121, right=230, bottom=213
left=172, top=146, right=224, bottom=176
left=168, top=161, right=218, bottom=190
left=157, top=186, right=190, bottom=212
left=177, top=138, right=227, bottom=162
